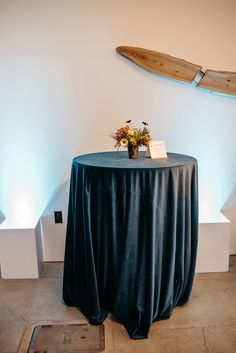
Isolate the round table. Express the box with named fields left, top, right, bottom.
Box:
left=63, top=151, right=198, bottom=339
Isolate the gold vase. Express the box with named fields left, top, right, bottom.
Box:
left=128, top=144, right=139, bottom=159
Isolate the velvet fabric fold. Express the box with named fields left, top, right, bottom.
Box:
left=63, top=151, right=198, bottom=339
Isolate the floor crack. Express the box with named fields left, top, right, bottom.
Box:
left=4, top=302, right=28, bottom=323
left=202, top=327, right=211, bottom=353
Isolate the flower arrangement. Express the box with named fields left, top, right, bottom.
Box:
left=111, top=120, right=152, bottom=159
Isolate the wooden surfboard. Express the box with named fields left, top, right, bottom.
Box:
left=197, top=70, right=236, bottom=96
left=116, top=46, right=201, bottom=84
left=116, top=46, right=236, bottom=97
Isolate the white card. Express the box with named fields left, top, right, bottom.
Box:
left=146, top=140, right=167, bottom=159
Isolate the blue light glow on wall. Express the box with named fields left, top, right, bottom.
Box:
left=1, top=124, right=46, bottom=228
left=0, top=42, right=78, bottom=229
left=0, top=97, right=70, bottom=228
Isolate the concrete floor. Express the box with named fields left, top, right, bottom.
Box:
left=0, top=257, right=236, bottom=353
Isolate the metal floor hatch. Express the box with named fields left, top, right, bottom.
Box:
left=27, top=323, right=105, bottom=353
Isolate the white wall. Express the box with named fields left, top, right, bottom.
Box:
left=0, top=0, right=236, bottom=255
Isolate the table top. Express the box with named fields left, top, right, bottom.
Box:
left=73, top=151, right=197, bottom=169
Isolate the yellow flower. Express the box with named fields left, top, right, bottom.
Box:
left=120, top=138, right=128, bottom=147
left=127, top=129, right=134, bottom=136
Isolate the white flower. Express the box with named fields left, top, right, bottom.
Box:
left=120, top=138, right=128, bottom=147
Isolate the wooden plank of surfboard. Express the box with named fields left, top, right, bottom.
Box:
left=116, top=46, right=202, bottom=84
left=197, top=70, right=236, bottom=96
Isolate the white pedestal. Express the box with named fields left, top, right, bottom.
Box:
left=0, top=220, right=43, bottom=279
left=196, top=214, right=230, bottom=273
left=222, top=209, right=236, bottom=255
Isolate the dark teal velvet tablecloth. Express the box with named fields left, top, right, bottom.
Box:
left=63, top=151, right=198, bottom=339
